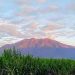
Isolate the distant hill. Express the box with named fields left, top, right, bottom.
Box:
left=14, top=38, right=74, bottom=48
left=0, top=38, right=75, bottom=59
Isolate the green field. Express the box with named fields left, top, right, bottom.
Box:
left=0, top=48, right=75, bottom=75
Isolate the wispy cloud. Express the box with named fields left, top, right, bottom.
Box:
left=36, top=0, right=47, bottom=4
left=0, top=0, right=75, bottom=46
left=41, top=22, right=64, bottom=32
left=0, top=20, right=23, bottom=37
left=66, top=1, right=75, bottom=12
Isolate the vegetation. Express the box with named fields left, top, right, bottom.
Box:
left=0, top=48, right=75, bottom=75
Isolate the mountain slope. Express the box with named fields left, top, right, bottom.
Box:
left=15, top=38, right=74, bottom=48
left=0, top=38, right=75, bottom=59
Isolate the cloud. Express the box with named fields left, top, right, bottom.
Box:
left=15, top=0, right=59, bottom=17
left=27, top=22, right=38, bottom=31
left=51, top=28, right=75, bottom=38
left=0, top=0, right=75, bottom=46
left=0, top=20, right=23, bottom=37
left=23, top=22, right=65, bottom=39
left=20, top=5, right=59, bottom=15
left=55, top=36, right=75, bottom=46
left=66, top=2, right=75, bottom=12
left=41, top=22, right=64, bottom=32
left=41, top=5, right=59, bottom=13
left=0, top=19, right=75, bottom=46
left=0, top=37, right=23, bottom=47
left=19, top=21, right=62, bottom=39
left=36, top=0, right=47, bottom=4
left=15, top=5, right=37, bottom=16
left=15, top=0, right=32, bottom=5
left=16, top=0, right=47, bottom=4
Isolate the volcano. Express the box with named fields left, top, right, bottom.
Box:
left=0, top=38, right=75, bottom=59
left=14, top=38, right=74, bottom=48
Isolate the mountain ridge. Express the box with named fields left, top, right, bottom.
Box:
left=0, top=38, right=75, bottom=59
left=14, top=38, right=75, bottom=48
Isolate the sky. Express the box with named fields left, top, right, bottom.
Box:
left=0, top=0, right=75, bottom=46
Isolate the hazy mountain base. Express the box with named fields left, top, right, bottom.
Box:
left=1, top=38, right=75, bottom=59
left=1, top=47, right=75, bottom=59
left=0, top=48, right=75, bottom=75
left=20, top=48, right=75, bottom=59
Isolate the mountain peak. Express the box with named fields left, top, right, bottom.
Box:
left=14, top=38, right=74, bottom=48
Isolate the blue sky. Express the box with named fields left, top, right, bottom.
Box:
left=0, top=0, right=75, bottom=46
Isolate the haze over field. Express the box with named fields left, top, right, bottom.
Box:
left=0, top=0, right=75, bottom=46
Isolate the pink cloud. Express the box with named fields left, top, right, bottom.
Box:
left=15, top=5, right=59, bottom=17
left=0, top=21, right=23, bottom=37
left=66, top=2, right=75, bottom=11
left=48, top=5, right=59, bottom=11
left=16, top=5, right=37, bottom=16
left=23, top=22, right=38, bottom=32
left=15, top=0, right=32, bottom=5
left=15, top=0, right=59, bottom=17
left=37, top=5, right=59, bottom=14
left=30, top=22, right=38, bottom=29
left=36, top=0, right=47, bottom=4
left=41, top=22, right=64, bottom=32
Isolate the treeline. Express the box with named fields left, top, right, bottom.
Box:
left=0, top=48, right=75, bottom=75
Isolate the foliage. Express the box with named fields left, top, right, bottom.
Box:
left=0, top=48, right=75, bottom=75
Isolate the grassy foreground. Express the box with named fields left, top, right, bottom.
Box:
left=0, top=49, right=75, bottom=75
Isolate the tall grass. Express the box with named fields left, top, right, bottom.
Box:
left=0, top=48, right=75, bottom=75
